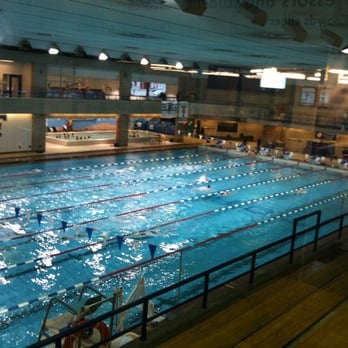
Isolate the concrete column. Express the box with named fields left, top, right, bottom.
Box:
left=119, top=68, right=132, bottom=101
left=32, top=114, right=46, bottom=152
left=117, top=114, right=130, bottom=146
left=31, top=64, right=48, bottom=98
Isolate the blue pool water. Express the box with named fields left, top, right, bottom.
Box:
left=0, top=147, right=347, bottom=347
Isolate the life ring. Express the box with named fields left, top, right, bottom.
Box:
left=63, top=320, right=111, bottom=348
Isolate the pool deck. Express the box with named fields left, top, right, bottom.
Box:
left=0, top=141, right=197, bottom=165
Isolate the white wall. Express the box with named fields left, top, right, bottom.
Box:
left=0, top=114, right=32, bottom=152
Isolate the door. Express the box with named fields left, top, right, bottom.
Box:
left=3, top=74, right=22, bottom=97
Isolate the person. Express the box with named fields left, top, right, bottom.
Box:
left=256, top=136, right=262, bottom=154
left=296, top=188, right=307, bottom=195
left=198, top=184, right=211, bottom=191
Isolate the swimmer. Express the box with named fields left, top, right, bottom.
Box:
left=197, top=174, right=209, bottom=183
left=296, top=188, right=307, bottom=195
left=198, top=184, right=211, bottom=191
left=221, top=190, right=230, bottom=196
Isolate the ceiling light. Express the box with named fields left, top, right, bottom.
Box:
left=306, top=76, right=321, bottom=81
left=98, top=51, right=109, bottom=61
left=283, top=19, right=307, bottom=42
left=175, top=61, right=184, bottom=69
left=341, top=46, right=348, bottom=54
left=140, top=56, right=150, bottom=65
left=239, top=1, right=268, bottom=27
left=18, top=39, right=32, bottom=50
left=320, top=29, right=343, bottom=48
left=48, top=43, right=60, bottom=55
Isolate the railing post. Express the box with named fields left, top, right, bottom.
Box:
left=202, top=274, right=209, bottom=309
left=249, top=252, right=256, bottom=283
left=338, top=214, right=344, bottom=239
left=289, top=220, right=297, bottom=264
left=313, top=211, right=321, bottom=252
left=140, top=299, right=149, bottom=341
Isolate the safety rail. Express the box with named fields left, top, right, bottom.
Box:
left=27, top=210, right=348, bottom=348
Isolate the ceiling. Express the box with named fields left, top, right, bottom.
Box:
left=0, top=0, right=348, bottom=75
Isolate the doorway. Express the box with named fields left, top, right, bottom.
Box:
left=3, top=74, right=22, bottom=97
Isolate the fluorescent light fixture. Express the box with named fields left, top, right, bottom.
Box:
left=48, top=43, right=60, bottom=55
left=175, top=61, right=184, bottom=69
left=150, top=64, right=198, bottom=73
left=306, top=76, right=321, bottom=81
left=338, top=75, right=348, bottom=84
left=245, top=74, right=261, bottom=79
left=250, top=68, right=263, bottom=74
left=328, top=68, right=348, bottom=74
left=202, top=70, right=240, bottom=77
left=281, top=72, right=306, bottom=80
left=341, top=46, right=348, bottom=54
left=140, top=56, right=150, bottom=65
left=98, top=51, right=109, bottom=61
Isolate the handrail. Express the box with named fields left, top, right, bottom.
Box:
left=27, top=210, right=348, bottom=348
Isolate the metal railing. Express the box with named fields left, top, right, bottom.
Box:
left=28, top=210, right=348, bottom=348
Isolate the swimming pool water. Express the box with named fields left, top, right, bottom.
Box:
left=0, top=148, right=347, bottom=346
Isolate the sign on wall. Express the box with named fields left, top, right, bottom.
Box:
left=161, top=101, right=189, bottom=119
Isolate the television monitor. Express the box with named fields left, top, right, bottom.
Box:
left=149, top=82, right=166, bottom=97
left=130, top=81, right=148, bottom=96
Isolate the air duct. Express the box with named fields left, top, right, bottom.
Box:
left=283, top=19, right=307, bottom=42
left=175, top=0, right=207, bottom=16
left=239, top=1, right=268, bottom=27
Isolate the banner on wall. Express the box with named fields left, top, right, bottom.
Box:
left=160, top=101, right=189, bottom=119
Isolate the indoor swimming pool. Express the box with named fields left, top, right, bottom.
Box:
left=0, top=147, right=347, bottom=347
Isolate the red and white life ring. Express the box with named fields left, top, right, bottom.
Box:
left=63, top=320, right=111, bottom=348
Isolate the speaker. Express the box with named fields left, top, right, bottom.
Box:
left=239, top=2, right=268, bottom=27
left=175, top=0, right=207, bottom=16
left=283, top=19, right=307, bottom=42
